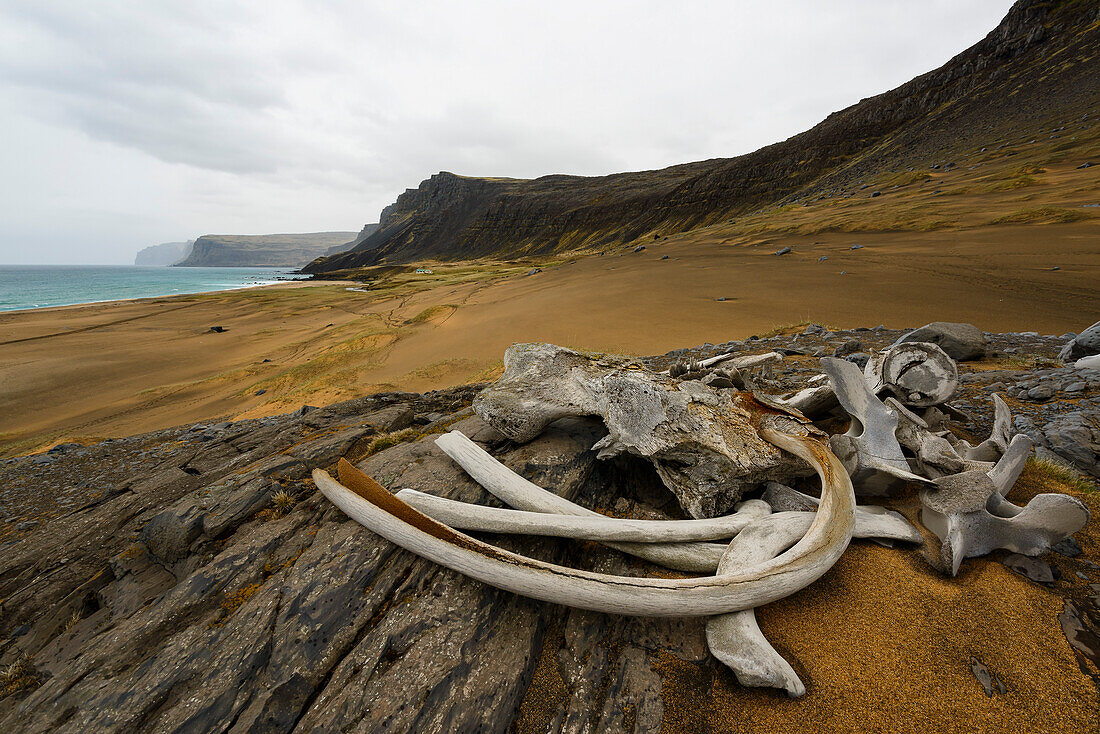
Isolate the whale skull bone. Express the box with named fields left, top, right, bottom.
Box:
left=471, top=342, right=815, bottom=519
left=312, top=427, right=856, bottom=617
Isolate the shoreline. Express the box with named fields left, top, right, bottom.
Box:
left=0, top=275, right=336, bottom=317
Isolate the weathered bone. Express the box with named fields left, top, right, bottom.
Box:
left=397, top=485, right=921, bottom=549
left=706, top=517, right=814, bottom=697
left=473, top=343, right=815, bottom=517
left=920, top=434, right=1090, bottom=575
left=706, top=482, right=921, bottom=695
left=821, top=357, right=934, bottom=494
left=889, top=397, right=991, bottom=478
left=436, top=429, right=731, bottom=572
left=434, top=430, right=919, bottom=571
left=865, top=342, right=957, bottom=407
left=312, top=427, right=856, bottom=616
left=668, top=350, right=782, bottom=377
left=779, top=384, right=839, bottom=418
left=394, top=489, right=774, bottom=542
left=954, top=393, right=1013, bottom=461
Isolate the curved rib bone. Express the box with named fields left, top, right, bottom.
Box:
left=397, top=487, right=921, bottom=549
left=436, top=429, right=737, bottom=572
left=395, top=489, right=773, bottom=542
left=312, top=428, right=856, bottom=617
left=435, top=430, right=918, bottom=570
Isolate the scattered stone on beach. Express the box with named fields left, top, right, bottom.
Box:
left=969, top=657, right=1007, bottom=696
left=773, top=246, right=791, bottom=256
left=834, top=339, right=862, bottom=357
left=1001, top=553, right=1054, bottom=585
left=208, top=326, right=227, bottom=333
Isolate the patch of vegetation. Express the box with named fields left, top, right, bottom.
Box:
left=1, top=654, right=40, bottom=697
left=755, top=320, right=840, bottom=338
left=270, top=489, right=295, bottom=517
left=984, top=175, right=1038, bottom=192
left=1023, top=456, right=1096, bottom=494
left=244, top=322, right=400, bottom=399
left=406, top=358, right=481, bottom=381
left=405, top=304, right=458, bottom=324
left=883, top=170, right=934, bottom=187
left=987, top=207, right=1087, bottom=225
left=469, top=360, right=505, bottom=383
left=364, top=428, right=421, bottom=457
left=971, top=355, right=1061, bottom=371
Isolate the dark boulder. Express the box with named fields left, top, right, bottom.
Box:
left=895, top=322, right=986, bottom=361
left=1059, top=320, right=1100, bottom=362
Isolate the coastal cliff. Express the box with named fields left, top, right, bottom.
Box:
left=303, top=0, right=1100, bottom=272
left=175, top=232, right=357, bottom=268
left=325, top=224, right=380, bottom=255
left=133, top=241, right=193, bottom=266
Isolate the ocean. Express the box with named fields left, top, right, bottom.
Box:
left=0, top=265, right=306, bottom=312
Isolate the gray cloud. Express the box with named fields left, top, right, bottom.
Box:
left=0, top=0, right=1014, bottom=264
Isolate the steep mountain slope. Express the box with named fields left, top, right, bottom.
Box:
left=133, top=241, right=193, bottom=266
left=325, top=223, right=380, bottom=255
left=176, top=232, right=358, bottom=268
left=304, top=0, right=1100, bottom=273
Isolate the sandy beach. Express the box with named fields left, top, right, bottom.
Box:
left=1, top=217, right=1097, bottom=457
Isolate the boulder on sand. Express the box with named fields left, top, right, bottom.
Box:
left=1059, top=320, right=1100, bottom=362
left=895, top=322, right=986, bottom=361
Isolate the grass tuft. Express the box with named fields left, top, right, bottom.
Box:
left=271, top=489, right=295, bottom=517
left=1, top=655, right=39, bottom=697
left=405, top=304, right=458, bottom=324
left=364, top=428, right=421, bottom=457
left=1024, top=456, right=1096, bottom=494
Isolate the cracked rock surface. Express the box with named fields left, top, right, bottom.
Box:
left=1, top=327, right=1098, bottom=732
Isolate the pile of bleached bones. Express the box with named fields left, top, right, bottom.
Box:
left=313, top=341, right=1089, bottom=697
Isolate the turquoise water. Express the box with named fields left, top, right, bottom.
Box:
left=0, top=265, right=306, bottom=312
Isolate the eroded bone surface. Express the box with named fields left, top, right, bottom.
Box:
left=865, top=342, right=958, bottom=407
left=920, top=434, right=1091, bottom=575
left=473, top=342, right=815, bottom=518
left=821, top=357, right=932, bottom=494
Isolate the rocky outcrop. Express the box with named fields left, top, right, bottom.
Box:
left=134, top=241, right=193, bottom=266
left=304, top=0, right=1100, bottom=272
left=0, top=326, right=1097, bottom=731
left=176, top=232, right=358, bottom=268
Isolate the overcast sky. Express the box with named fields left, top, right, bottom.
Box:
left=0, top=1, right=1014, bottom=265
